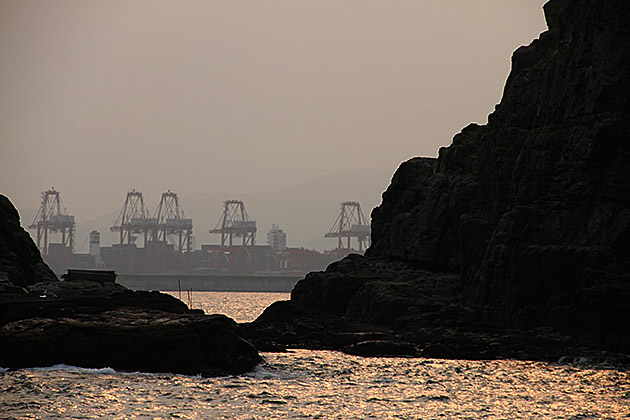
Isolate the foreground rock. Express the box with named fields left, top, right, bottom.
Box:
left=245, top=256, right=610, bottom=362
left=1, top=280, right=261, bottom=376
left=1, top=307, right=260, bottom=377
left=0, top=195, right=261, bottom=376
left=245, top=0, right=630, bottom=364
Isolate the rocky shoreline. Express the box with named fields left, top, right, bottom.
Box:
left=244, top=0, right=630, bottom=365
left=243, top=255, right=629, bottom=367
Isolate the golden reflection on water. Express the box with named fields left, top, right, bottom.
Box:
left=2, top=293, right=629, bottom=419
left=2, top=350, right=628, bottom=419
left=164, top=291, right=289, bottom=322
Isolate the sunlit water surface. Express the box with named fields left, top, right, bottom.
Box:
left=164, top=291, right=288, bottom=323
left=1, top=291, right=628, bottom=419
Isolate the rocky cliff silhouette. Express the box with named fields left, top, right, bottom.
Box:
left=0, top=195, right=57, bottom=289
left=245, top=0, right=630, bottom=361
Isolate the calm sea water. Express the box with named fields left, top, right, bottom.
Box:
left=1, top=291, right=629, bottom=419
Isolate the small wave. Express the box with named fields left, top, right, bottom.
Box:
left=6, top=365, right=210, bottom=378
left=243, top=364, right=302, bottom=381
left=31, top=364, right=118, bottom=374
left=246, top=391, right=274, bottom=399
left=244, top=365, right=279, bottom=379
left=414, top=395, right=451, bottom=403
left=261, top=399, right=288, bottom=405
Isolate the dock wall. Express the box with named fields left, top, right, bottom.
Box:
left=117, top=273, right=303, bottom=292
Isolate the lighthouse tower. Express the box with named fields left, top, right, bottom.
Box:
left=89, top=230, right=105, bottom=268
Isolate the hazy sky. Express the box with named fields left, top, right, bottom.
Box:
left=1, top=1, right=547, bottom=221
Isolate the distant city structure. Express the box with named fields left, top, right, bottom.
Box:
left=89, top=230, right=105, bottom=268
left=29, top=190, right=371, bottom=276
left=267, top=223, right=287, bottom=251
left=29, top=188, right=75, bottom=272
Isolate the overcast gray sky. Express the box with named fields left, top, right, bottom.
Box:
left=1, top=1, right=547, bottom=221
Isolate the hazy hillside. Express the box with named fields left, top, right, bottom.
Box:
left=182, top=168, right=393, bottom=251
left=22, top=168, right=393, bottom=253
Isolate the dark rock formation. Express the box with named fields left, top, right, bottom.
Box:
left=0, top=195, right=57, bottom=288
left=246, top=0, right=630, bottom=362
left=0, top=280, right=191, bottom=327
left=1, top=309, right=260, bottom=377
left=0, top=194, right=261, bottom=375
left=369, top=0, right=630, bottom=351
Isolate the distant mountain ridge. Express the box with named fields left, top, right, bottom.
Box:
left=181, top=168, right=393, bottom=251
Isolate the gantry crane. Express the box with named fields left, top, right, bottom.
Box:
left=29, top=188, right=75, bottom=267
left=110, top=189, right=154, bottom=271
left=210, top=200, right=257, bottom=247
left=325, top=201, right=371, bottom=252
left=153, top=190, right=192, bottom=254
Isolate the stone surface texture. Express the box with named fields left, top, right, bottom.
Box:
left=368, top=0, right=630, bottom=351
left=246, top=0, right=630, bottom=361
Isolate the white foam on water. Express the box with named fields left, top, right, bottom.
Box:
left=244, top=364, right=278, bottom=379
left=31, top=364, right=118, bottom=374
